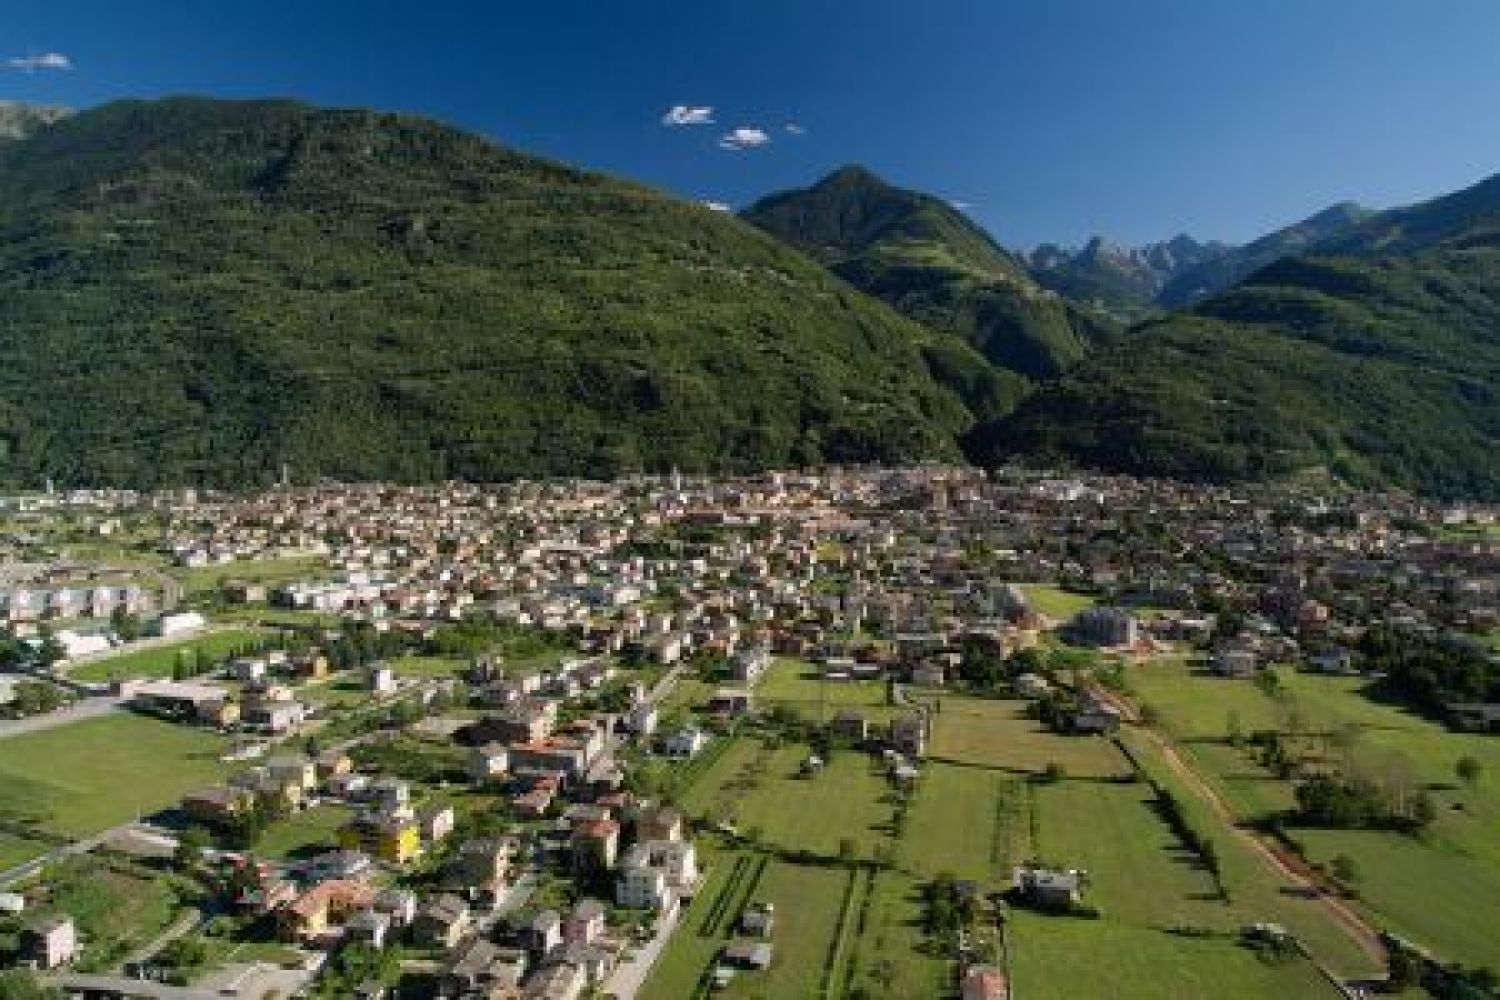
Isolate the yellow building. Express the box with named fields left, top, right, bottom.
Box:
left=339, top=814, right=421, bottom=864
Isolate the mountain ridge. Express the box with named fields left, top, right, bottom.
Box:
left=742, top=166, right=1117, bottom=379
left=0, top=97, right=1002, bottom=487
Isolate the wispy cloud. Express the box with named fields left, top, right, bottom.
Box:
left=784, top=122, right=806, bottom=135
left=661, top=105, right=714, bottom=126
left=949, top=199, right=974, bottom=210
left=703, top=200, right=732, bottom=213
left=7, top=52, right=72, bottom=73
left=718, top=127, right=770, bottom=151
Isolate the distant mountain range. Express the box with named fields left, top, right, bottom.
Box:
left=1024, top=234, right=1232, bottom=317
left=1022, top=203, right=1375, bottom=315
left=3, top=95, right=1500, bottom=498
left=968, top=174, right=1500, bottom=497
left=0, top=100, right=71, bottom=141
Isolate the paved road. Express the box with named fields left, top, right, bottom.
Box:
left=44, top=972, right=221, bottom=999
left=605, top=905, right=681, bottom=1000
left=0, top=694, right=124, bottom=740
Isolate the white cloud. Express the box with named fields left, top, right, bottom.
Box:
left=703, top=200, right=732, bottom=213
left=718, top=127, right=770, bottom=151
left=662, top=105, right=714, bottom=126
left=949, top=199, right=974, bottom=210
left=7, top=52, right=72, bottom=73
left=784, top=122, right=806, bottom=135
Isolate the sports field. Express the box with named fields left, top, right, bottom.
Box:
left=0, top=713, right=231, bottom=837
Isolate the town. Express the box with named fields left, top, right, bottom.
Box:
left=0, top=466, right=1497, bottom=999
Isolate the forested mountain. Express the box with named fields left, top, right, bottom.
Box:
left=742, top=166, right=1116, bottom=379
left=1025, top=234, right=1233, bottom=318
left=970, top=172, right=1500, bottom=498
left=0, top=98, right=1011, bottom=488
left=1156, top=201, right=1373, bottom=306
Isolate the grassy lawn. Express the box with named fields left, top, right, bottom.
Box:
left=390, top=655, right=467, bottom=679
left=0, top=713, right=230, bottom=837
left=756, top=658, right=900, bottom=723
left=171, top=555, right=329, bottom=597
left=70, top=628, right=266, bottom=683
left=682, top=738, right=895, bottom=861
left=1018, top=583, right=1098, bottom=620
left=929, top=697, right=1131, bottom=779
left=42, top=855, right=190, bottom=972
left=0, top=831, right=53, bottom=870
left=1294, top=827, right=1500, bottom=968
left=253, top=804, right=351, bottom=861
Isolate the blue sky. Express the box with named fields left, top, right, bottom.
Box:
left=5, top=0, right=1500, bottom=247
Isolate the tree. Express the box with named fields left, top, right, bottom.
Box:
left=837, top=838, right=856, bottom=863
left=33, top=627, right=65, bottom=670
left=1457, top=754, right=1484, bottom=788
left=10, top=681, right=64, bottom=717
left=110, top=605, right=143, bottom=642
left=1226, top=709, right=1245, bottom=747
left=176, top=827, right=212, bottom=871
left=1329, top=853, right=1361, bottom=885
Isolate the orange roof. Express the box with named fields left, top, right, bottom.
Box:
left=288, top=879, right=376, bottom=919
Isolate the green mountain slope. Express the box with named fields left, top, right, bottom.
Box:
left=742, top=166, right=1116, bottom=379
left=0, top=98, right=1009, bottom=487
left=970, top=174, right=1500, bottom=498
left=1156, top=202, right=1373, bottom=307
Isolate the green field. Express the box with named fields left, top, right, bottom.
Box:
left=0, top=713, right=230, bottom=836
left=1131, top=657, right=1500, bottom=968
left=929, top=697, right=1130, bottom=779
left=680, top=738, right=894, bottom=861
left=391, top=654, right=467, bottom=679
left=1019, top=583, right=1098, bottom=620
left=0, top=831, right=55, bottom=870
left=172, top=555, right=329, bottom=597
left=253, top=804, right=351, bottom=861
left=1011, top=780, right=1338, bottom=999
left=756, top=658, right=900, bottom=722
left=70, top=628, right=266, bottom=683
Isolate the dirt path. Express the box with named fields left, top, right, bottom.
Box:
left=1091, top=685, right=1387, bottom=973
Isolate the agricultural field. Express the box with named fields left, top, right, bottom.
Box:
left=1131, top=656, right=1500, bottom=968
left=679, top=737, right=894, bottom=860
left=69, top=627, right=267, bottom=683
left=0, top=713, right=230, bottom=837
left=928, top=697, right=1130, bottom=779
left=755, top=658, right=900, bottom=723
left=1010, top=780, right=1338, bottom=999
